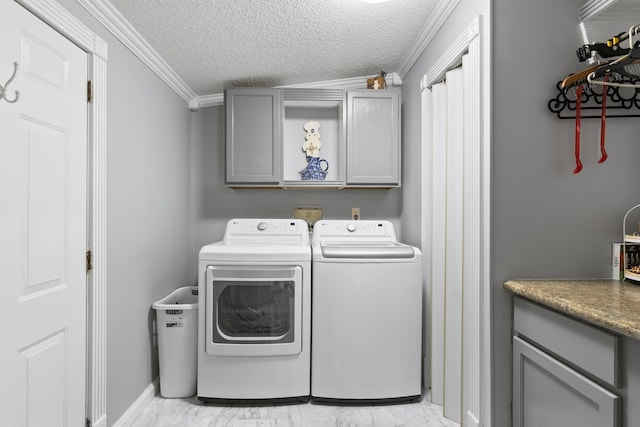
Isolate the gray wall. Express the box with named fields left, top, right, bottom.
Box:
left=400, top=0, right=489, bottom=248
left=55, top=0, right=194, bottom=423
left=493, top=0, right=640, bottom=425
left=402, top=0, right=640, bottom=425
left=191, top=105, right=403, bottom=252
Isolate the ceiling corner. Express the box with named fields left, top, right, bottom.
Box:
left=396, top=0, right=463, bottom=79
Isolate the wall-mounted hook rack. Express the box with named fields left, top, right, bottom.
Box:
left=548, top=77, right=640, bottom=119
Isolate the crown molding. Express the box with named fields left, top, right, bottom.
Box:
left=579, top=0, right=616, bottom=21
left=189, top=93, right=223, bottom=110
left=77, top=0, right=196, bottom=103
left=191, top=72, right=403, bottom=110
left=396, top=0, right=462, bottom=79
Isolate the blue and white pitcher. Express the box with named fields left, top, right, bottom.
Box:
left=300, top=156, right=329, bottom=180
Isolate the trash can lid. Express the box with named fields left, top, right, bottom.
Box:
left=152, top=286, right=198, bottom=309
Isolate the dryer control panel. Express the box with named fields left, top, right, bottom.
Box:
left=223, top=218, right=310, bottom=245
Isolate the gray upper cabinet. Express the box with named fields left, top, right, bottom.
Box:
left=346, top=90, right=400, bottom=186
left=225, top=88, right=282, bottom=185
left=225, top=87, right=400, bottom=188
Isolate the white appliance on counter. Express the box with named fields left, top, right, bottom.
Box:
left=311, top=220, right=423, bottom=402
left=197, top=218, right=311, bottom=403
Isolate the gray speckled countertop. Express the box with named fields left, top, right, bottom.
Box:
left=503, top=279, right=640, bottom=340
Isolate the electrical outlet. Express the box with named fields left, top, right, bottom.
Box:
left=352, top=207, right=360, bottom=221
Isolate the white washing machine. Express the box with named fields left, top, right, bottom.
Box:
left=197, top=218, right=311, bottom=403
left=311, top=220, right=423, bottom=402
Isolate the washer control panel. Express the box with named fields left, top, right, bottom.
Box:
left=312, top=220, right=397, bottom=241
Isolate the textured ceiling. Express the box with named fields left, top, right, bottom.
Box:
left=106, top=0, right=441, bottom=95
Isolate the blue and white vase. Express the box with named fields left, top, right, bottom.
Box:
left=300, top=156, right=329, bottom=180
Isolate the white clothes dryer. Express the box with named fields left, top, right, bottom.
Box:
left=198, top=218, right=311, bottom=403
left=311, top=220, right=423, bottom=403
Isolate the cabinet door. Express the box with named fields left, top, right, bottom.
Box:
left=346, top=90, right=400, bottom=185
left=513, top=336, right=620, bottom=427
left=225, top=88, right=282, bottom=184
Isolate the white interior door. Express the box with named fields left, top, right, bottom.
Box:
left=0, top=1, right=88, bottom=425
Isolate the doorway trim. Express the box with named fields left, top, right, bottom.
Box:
left=14, top=0, right=108, bottom=426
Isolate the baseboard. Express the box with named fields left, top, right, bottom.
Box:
left=465, top=410, right=481, bottom=427
left=91, top=414, right=107, bottom=427
left=112, top=378, right=159, bottom=427
left=423, top=355, right=430, bottom=389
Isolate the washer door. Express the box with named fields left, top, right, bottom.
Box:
left=205, top=265, right=303, bottom=356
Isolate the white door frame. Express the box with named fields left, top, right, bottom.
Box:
left=14, top=1, right=108, bottom=426
left=420, top=16, right=491, bottom=427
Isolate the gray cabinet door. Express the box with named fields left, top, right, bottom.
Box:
left=225, top=88, right=282, bottom=184
left=513, top=336, right=620, bottom=427
left=346, top=90, right=400, bottom=185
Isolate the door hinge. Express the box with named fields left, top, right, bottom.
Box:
left=86, top=250, right=93, bottom=273
left=87, top=80, right=93, bottom=103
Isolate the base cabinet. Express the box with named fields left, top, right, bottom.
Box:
left=512, top=297, right=621, bottom=427
left=513, top=336, right=620, bottom=427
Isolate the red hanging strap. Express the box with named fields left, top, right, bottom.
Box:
left=598, top=74, right=609, bottom=163
left=573, top=85, right=583, bottom=174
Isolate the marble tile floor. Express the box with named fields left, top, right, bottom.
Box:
left=131, top=393, right=459, bottom=427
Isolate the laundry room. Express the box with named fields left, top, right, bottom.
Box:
left=4, top=0, right=640, bottom=426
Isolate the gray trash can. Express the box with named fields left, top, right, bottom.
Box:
left=152, top=286, right=198, bottom=398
